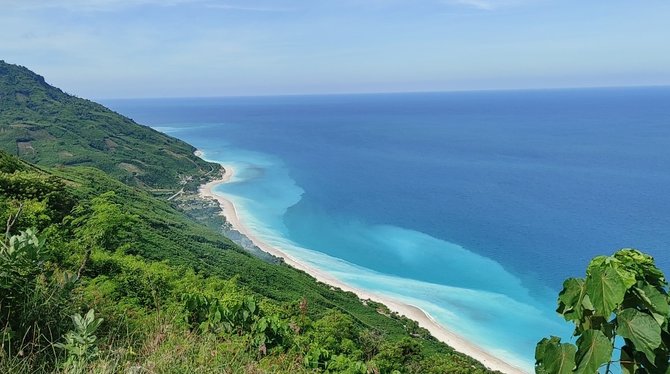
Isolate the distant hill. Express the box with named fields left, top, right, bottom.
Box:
left=0, top=60, right=217, bottom=188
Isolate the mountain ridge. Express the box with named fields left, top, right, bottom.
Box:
left=0, top=60, right=217, bottom=188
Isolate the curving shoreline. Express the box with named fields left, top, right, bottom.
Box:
left=197, top=158, right=528, bottom=374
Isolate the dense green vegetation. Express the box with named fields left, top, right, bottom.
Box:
left=0, top=60, right=216, bottom=188
left=535, top=250, right=670, bottom=374
left=0, top=61, right=495, bottom=373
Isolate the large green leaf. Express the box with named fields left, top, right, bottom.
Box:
left=586, top=256, right=609, bottom=275
left=616, top=308, right=662, bottom=363
left=585, top=265, right=628, bottom=317
left=574, top=329, right=612, bottom=374
left=587, top=255, right=636, bottom=289
left=535, top=337, right=577, bottom=374
left=558, top=278, right=592, bottom=322
left=634, top=284, right=670, bottom=326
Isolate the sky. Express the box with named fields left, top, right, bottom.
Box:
left=1, top=0, right=669, bottom=98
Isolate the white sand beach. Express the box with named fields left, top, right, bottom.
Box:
left=198, top=160, right=528, bottom=374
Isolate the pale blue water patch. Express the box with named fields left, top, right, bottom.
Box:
left=204, top=148, right=305, bottom=235
left=103, top=87, right=670, bottom=369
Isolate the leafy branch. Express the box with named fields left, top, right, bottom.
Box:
left=536, top=249, right=670, bottom=374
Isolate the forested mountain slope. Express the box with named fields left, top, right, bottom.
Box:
left=0, top=60, right=215, bottom=188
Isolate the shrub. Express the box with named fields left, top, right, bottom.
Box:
left=536, top=249, right=670, bottom=374
left=54, top=309, right=103, bottom=374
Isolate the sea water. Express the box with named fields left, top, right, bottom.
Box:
left=104, top=87, right=670, bottom=370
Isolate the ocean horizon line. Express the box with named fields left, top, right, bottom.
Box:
left=97, top=83, right=670, bottom=102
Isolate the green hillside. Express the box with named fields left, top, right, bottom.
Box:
left=0, top=60, right=216, bottom=188
left=0, top=62, right=496, bottom=373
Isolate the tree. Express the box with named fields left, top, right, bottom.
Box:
left=535, top=249, right=670, bottom=374
left=70, top=191, right=137, bottom=277
left=71, top=191, right=136, bottom=252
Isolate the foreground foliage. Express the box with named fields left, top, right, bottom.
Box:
left=536, top=250, right=670, bottom=374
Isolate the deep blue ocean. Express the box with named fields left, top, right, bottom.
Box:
left=104, top=87, right=670, bottom=370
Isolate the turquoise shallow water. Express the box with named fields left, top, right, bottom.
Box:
left=105, top=87, right=670, bottom=370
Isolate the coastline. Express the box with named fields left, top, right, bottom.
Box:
left=198, top=159, right=528, bottom=374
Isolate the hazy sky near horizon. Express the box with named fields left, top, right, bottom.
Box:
left=1, top=0, right=669, bottom=98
